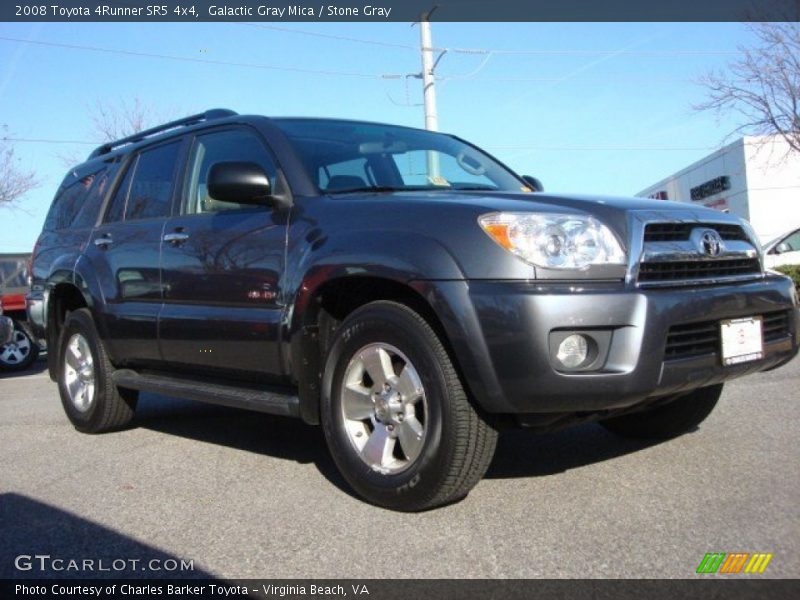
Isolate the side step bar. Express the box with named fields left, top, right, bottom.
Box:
left=112, top=369, right=300, bottom=418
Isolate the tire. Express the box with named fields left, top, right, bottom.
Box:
left=57, top=308, right=138, bottom=433
left=321, top=301, right=498, bottom=511
left=600, top=384, right=723, bottom=440
left=0, top=321, right=40, bottom=372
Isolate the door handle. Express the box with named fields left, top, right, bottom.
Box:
left=93, top=235, right=113, bottom=247
left=163, top=232, right=189, bottom=244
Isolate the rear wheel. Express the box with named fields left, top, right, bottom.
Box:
left=600, top=384, right=723, bottom=440
left=57, top=308, right=138, bottom=433
left=321, top=301, right=497, bottom=511
left=0, top=322, right=39, bottom=371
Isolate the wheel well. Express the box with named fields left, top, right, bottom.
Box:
left=295, top=276, right=453, bottom=425
left=46, top=284, right=88, bottom=380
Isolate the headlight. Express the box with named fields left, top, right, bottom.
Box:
left=479, top=212, right=626, bottom=269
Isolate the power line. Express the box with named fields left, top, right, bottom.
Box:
left=434, top=47, right=743, bottom=57
left=2, top=137, right=98, bottom=145
left=234, top=23, right=416, bottom=50
left=0, top=35, right=382, bottom=79
left=233, top=23, right=742, bottom=57
left=488, top=145, right=718, bottom=151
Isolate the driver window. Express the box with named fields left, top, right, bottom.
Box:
left=185, top=129, right=279, bottom=215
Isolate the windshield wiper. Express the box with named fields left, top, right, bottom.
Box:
left=450, top=185, right=498, bottom=191
left=326, top=186, right=404, bottom=194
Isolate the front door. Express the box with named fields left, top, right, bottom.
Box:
left=158, top=127, right=288, bottom=382
left=85, top=139, right=184, bottom=367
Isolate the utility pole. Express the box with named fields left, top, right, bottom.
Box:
left=418, top=15, right=441, bottom=180
left=418, top=19, right=438, bottom=132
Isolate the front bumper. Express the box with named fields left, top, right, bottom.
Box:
left=421, top=274, right=799, bottom=414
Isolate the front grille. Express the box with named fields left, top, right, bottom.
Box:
left=638, top=258, right=761, bottom=283
left=644, top=222, right=748, bottom=242
left=664, top=310, right=791, bottom=361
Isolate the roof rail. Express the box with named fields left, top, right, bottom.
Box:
left=87, top=108, right=238, bottom=159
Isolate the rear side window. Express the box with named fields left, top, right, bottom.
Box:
left=104, top=142, right=181, bottom=223
left=124, top=142, right=181, bottom=220
left=71, top=167, right=116, bottom=229
left=105, top=158, right=136, bottom=223
left=44, top=168, right=108, bottom=231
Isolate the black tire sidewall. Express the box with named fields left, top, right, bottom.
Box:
left=57, top=310, right=111, bottom=432
left=322, top=304, right=456, bottom=510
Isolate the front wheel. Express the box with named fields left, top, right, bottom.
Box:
left=321, top=301, right=498, bottom=511
left=57, top=308, right=138, bottom=433
left=600, top=384, right=723, bottom=440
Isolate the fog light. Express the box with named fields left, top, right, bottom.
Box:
left=556, top=334, right=589, bottom=368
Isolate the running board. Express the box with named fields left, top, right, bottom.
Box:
left=112, top=369, right=300, bottom=418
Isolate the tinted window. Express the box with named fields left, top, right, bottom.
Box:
left=124, top=142, right=181, bottom=220
left=185, top=129, right=278, bottom=214
left=318, top=158, right=373, bottom=190
left=105, top=158, right=136, bottom=223
left=44, top=168, right=107, bottom=230
left=71, top=166, right=116, bottom=229
left=272, top=119, right=525, bottom=194
left=393, top=151, right=497, bottom=189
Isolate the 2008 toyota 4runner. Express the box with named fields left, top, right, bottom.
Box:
left=27, top=110, right=799, bottom=510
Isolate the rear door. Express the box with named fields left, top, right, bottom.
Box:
left=85, top=140, right=185, bottom=367
left=158, top=126, right=288, bottom=381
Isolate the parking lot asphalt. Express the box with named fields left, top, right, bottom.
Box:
left=1, top=357, right=798, bottom=579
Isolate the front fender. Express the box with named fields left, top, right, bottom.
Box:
left=287, top=229, right=467, bottom=335
left=284, top=229, right=467, bottom=424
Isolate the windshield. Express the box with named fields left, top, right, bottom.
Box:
left=273, top=119, right=527, bottom=194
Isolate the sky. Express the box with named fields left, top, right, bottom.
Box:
left=0, top=21, right=759, bottom=252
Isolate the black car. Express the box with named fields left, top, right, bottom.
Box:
left=28, top=110, right=799, bottom=510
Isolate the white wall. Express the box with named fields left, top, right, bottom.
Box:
left=743, top=137, right=800, bottom=244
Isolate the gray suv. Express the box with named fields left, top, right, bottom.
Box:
left=27, top=110, right=799, bottom=510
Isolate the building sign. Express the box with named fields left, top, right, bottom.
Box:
left=690, top=176, right=730, bottom=201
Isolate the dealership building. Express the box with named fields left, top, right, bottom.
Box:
left=637, top=135, right=800, bottom=245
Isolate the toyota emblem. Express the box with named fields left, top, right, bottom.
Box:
left=696, top=229, right=725, bottom=257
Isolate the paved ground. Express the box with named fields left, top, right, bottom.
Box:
left=1, top=357, right=798, bottom=579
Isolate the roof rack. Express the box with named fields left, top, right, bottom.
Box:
left=87, top=108, right=238, bottom=159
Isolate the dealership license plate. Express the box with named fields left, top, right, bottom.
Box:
left=720, top=317, right=763, bottom=366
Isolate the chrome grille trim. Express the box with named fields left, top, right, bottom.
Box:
left=626, top=210, right=765, bottom=288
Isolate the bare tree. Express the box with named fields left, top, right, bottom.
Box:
left=59, top=97, right=183, bottom=167
left=90, top=97, right=168, bottom=142
left=695, top=22, right=800, bottom=153
left=0, top=126, right=39, bottom=208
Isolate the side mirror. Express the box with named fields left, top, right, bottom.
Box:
left=774, top=242, right=791, bottom=254
left=522, top=175, right=544, bottom=192
left=207, top=161, right=273, bottom=206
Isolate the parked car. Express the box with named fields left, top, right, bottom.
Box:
left=764, top=227, right=800, bottom=269
left=0, top=254, right=40, bottom=371
left=27, top=110, right=799, bottom=510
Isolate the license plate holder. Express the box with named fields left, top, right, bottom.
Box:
left=720, top=317, right=763, bottom=366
